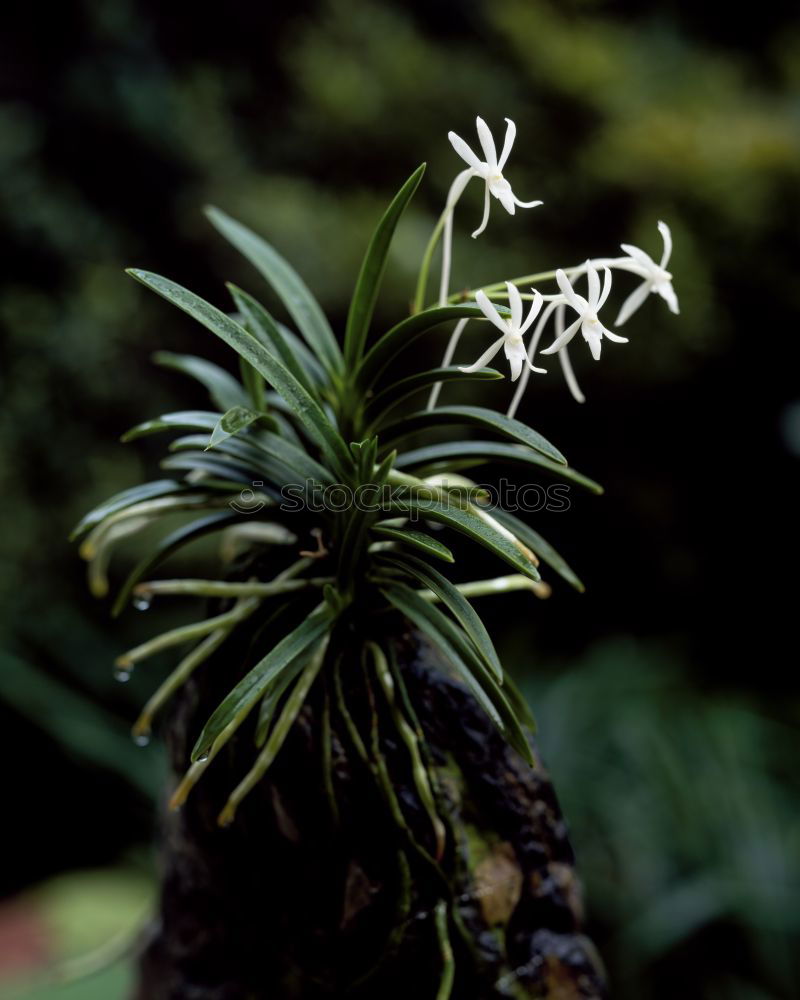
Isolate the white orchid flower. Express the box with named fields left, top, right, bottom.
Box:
left=459, top=283, right=547, bottom=382
left=448, top=117, right=542, bottom=238
left=613, top=221, right=679, bottom=325
left=541, top=262, right=628, bottom=361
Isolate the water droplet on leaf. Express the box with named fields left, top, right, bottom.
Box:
left=133, top=595, right=152, bottom=611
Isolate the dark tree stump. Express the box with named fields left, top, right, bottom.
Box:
left=135, top=620, right=607, bottom=999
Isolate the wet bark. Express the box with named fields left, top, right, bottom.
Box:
left=134, top=618, right=607, bottom=999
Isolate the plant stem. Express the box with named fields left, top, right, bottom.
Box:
left=133, top=578, right=332, bottom=598
left=417, top=574, right=550, bottom=600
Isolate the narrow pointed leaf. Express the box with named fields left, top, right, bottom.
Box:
left=112, top=511, right=241, bottom=616
left=70, top=480, right=190, bottom=541
left=228, top=284, right=316, bottom=396
left=344, top=164, right=425, bottom=369
left=389, top=497, right=539, bottom=581
left=490, top=508, right=584, bottom=593
left=153, top=351, right=247, bottom=411
left=206, top=406, right=262, bottom=451
left=381, top=583, right=532, bottom=763
left=372, top=524, right=454, bottom=563
left=395, top=440, right=600, bottom=493
left=122, top=411, right=223, bottom=442
left=125, top=270, right=351, bottom=476
left=357, top=303, right=511, bottom=389
left=383, top=406, right=566, bottom=466
left=380, top=550, right=502, bottom=681
left=205, top=206, right=342, bottom=374
left=192, top=610, right=331, bottom=761
left=366, top=366, right=503, bottom=427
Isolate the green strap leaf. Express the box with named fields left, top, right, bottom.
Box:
left=383, top=405, right=567, bottom=466
left=153, top=351, right=247, bottom=411
left=365, top=366, right=503, bottom=428
left=125, top=270, right=352, bottom=478
left=356, top=303, right=511, bottom=389
left=388, top=498, right=540, bottom=582
left=205, top=206, right=343, bottom=375
left=192, top=609, right=331, bottom=761
left=395, top=440, right=601, bottom=493
left=112, top=511, right=241, bottom=616
left=228, top=284, right=317, bottom=397
left=70, top=480, right=190, bottom=541
left=122, top=410, right=223, bottom=442
left=490, top=508, right=585, bottom=593
left=371, top=524, right=454, bottom=563
left=160, top=451, right=259, bottom=485
left=381, top=582, right=532, bottom=764
left=379, top=550, right=502, bottom=682
left=344, top=164, right=426, bottom=369
left=206, top=406, right=263, bottom=451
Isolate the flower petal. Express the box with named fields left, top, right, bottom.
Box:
left=602, top=327, right=629, bottom=343
left=657, top=220, right=673, bottom=268
left=519, top=289, right=544, bottom=334
left=475, top=290, right=509, bottom=334
left=494, top=185, right=516, bottom=215
left=471, top=184, right=492, bottom=238
left=448, top=131, right=482, bottom=172
left=541, top=316, right=582, bottom=354
left=558, top=343, right=585, bottom=404
left=555, top=269, right=583, bottom=313
left=475, top=117, right=498, bottom=170
left=458, top=336, right=505, bottom=373
left=620, top=242, right=657, bottom=272
left=586, top=261, right=600, bottom=309
left=503, top=338, right=526, bottom=381
left=598, top=266, right=613, bottom=309
left=506, top=282, right=523, bottom=330
left=582, top=323, right=603, bottom=360
left=615, top=280, right=651, bottom=326
left=498, top=118, right=516, bottom=170
left=656, top=280, right=680, bottom=314
left=512, top=195, right=543, bottom=209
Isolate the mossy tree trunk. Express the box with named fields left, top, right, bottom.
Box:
left=135, top=617, right=607, bottom=999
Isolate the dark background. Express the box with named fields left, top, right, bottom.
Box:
left=1, top=1, right=798, bottom=997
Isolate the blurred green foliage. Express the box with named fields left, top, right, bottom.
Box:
left=1, top=0, right=798, bottom=997
left=526, top=641, right=800, bottom=999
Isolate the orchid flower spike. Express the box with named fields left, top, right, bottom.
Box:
left=459, top=283, right=547, bottom=382
left=541, top=262, right=628, bottom=361
left=448, top=117, right=542, bottom=238
left=614, top=221, right=679, bottom=325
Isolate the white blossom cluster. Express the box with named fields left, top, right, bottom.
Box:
left=430, top=117, right=679, bottom=413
